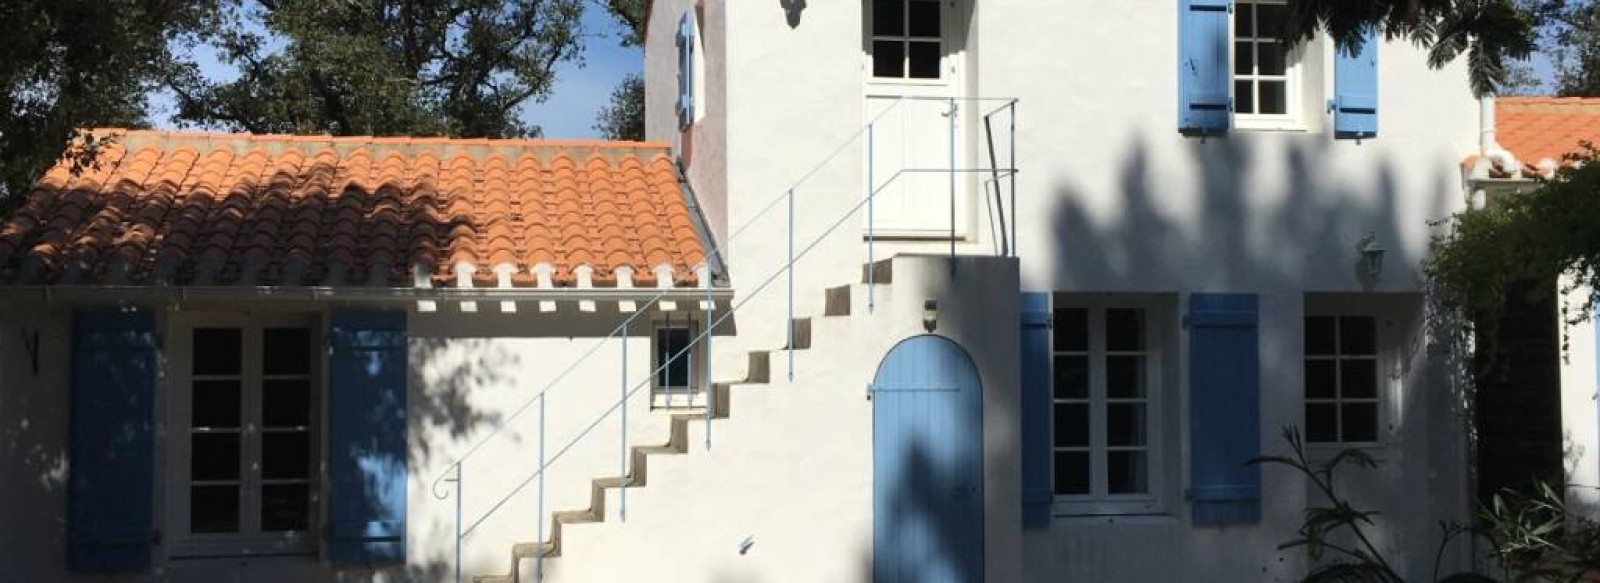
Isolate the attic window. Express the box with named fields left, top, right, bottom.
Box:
left=870, top=0, right=943, bottom=80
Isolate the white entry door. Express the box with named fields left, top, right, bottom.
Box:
left=864, top=0, right=971, bottom=239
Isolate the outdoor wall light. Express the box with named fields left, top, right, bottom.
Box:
left=923, top=299, right=938, bottom=333
left=1357, top=232, right=1386, bottom=280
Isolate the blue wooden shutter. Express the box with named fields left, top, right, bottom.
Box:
left=1179, top=0, right=1232, bottom=134
left=69, top=309, right=157, bottom=572
left=1332, top=27, right=1380, bottom=138
left=1019, top=292, right=1052, bottom=528
left=328, top=310, right=408, bottom=564
left=1187, top=294, right=1261, bottom=525
left=677, top=13, right=697, bottom=129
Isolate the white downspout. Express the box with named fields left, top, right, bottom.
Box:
left=1471, top=95, right=1519, bottom=208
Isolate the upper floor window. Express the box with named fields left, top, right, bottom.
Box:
left=1233, top=0, right=1303, bottom=128
left=1304, top=315, right=1379, bottom=444
left=870, top=0, right=943, bottom=80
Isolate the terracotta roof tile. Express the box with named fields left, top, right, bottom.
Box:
left=1486, top=97, right=1600, bottom=178
left=0, top=129, right=708, bottom=288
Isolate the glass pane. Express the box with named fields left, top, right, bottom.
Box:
left=263, top=432, right=311, bottom=480
left=264, top=328, right=312, bottom=375
left=1305, top=316, right=1337, bottom=356
left=1342, top=402, right=1379, bottom=442
left=1341, top=359, right=1378, bottom=399
left=872, top=40, right=904, bottom=78
left=262, top=484, right=311, bottom=532
left=1053, top=403, right=1088, bottom=447
left=1106, top=309, right=1144, bottom=351
left=1108, top=451, right=1149, bottom=494
left=1235, top=41, right=1254, bottom=75
left=1340, top=317, right=1377, bottom=355
left=1106, top=403, right=1147, bottom=447
left=657, top=328, right=692, bottom=387
left=1053, top=355, right=1089, bottom=399
left=1054, top=451, right=1090, bottom=495
left=193, top=328, right=242, bottom=376
left=191, top=485, right=239, bottom=533
left=192, top=380, right=241, bottom=429
left=191, top=433, right=239, bottom=481
left=1106, top=356, right=1145, bottom=399
left=1304, top=360, right=1337, bottom=399
left=264, top=380, right=311, bottom=428
left=908, top=0, right=941, bottom=37
left=1234, top=80, right=1255, bottom=114
left=1257, top=3, right=1287, bottom=38
left=872, top=0, right=904, bottom=36
left=1234, top=3, right=1254, bottom=37
left=1306, top=403, right=1338, bottom=443
left=907, top=41, right=941, bottom=79
left=1259, top=81, right=1287, bottom=114
left=1258, top=42, right=1286, bottom=75
left=1053, top=308, right=1088, bottom=352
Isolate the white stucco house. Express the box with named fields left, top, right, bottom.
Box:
left=4, top=1, right=1600, bottom=582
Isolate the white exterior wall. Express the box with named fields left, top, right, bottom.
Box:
left=1562, top=282, right=1600, bottom=518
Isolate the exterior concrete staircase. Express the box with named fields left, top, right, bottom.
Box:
left=471, top=262, right=888, bottom=583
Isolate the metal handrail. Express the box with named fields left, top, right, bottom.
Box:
left=434, top=95, right=1019, bottom=583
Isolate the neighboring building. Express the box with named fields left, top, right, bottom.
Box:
left=5, top=3, right=1598, bottom=583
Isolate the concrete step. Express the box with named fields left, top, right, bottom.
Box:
left=785, top=318, right=812, bottom=350
left=861, top=258, right=893, bottom=285
left=825, top=285, right=851, bottom=316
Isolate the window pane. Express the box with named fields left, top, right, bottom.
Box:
left=1234, top=4, right=1254, bottom=37
left=191, top=433, right=239, bottom=481
left=1340, top=317, right=1377, bottom=355
left=264, top=380, right=311, bottom=428
left=1106, top=356, right=1145, bottom=399
left=1106, top=403, right=1147, bottom=447
left=1108, top=451, right=1149, bottom=494
left=1305, top=317, right=1337, bottom=356
left=908, top=0, right=941, bottom=37
left=1106, top=309, right=1144, bottom=351
left=872, top=0, right=904, bottom=36
left=907, top=41, right=941, bottom=79
left=872, top=41, right=904, bottom=78
left=1258, top=42, right=1286, bottom=75
left=1341, top=359, right=1378, bottom=399
left=1259, top=81, right=1287, bottom=114
left=657, top=328, right=692, bottom=387
left=264, top=328, right=312, bottom=376
left=1053, top=308, right=1088, bottom=352
left=192, top=380, right=241, bottom=429
left=1257, top=3, right=1287, bottom=38
left=1342, top=402, right=1379, bottom=442
left=1235, top=41, right=1254, bottom=75
left=263, top=432, right=311, bottom=480
left=1306, top=403, right=1338, bottom=443
left=1053, top=355, right=1089, bottom=399
left=1054, top=451, right=1090, bottom=495
left=1053, top=403, right=1088, bottom=447
left=1234, top=80, right=1255, bottom=114
left=262, top=484, right=311, bottom=532
left=1304, top=360, right=1336, bottom=399
left=191, top=485, right=239, bottom=533
left=193, top=328, right=242, bottom=376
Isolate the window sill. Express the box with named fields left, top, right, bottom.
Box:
left=1233, top=119, right=1312, bottom=133
left=1051, top=513, right=1180, bottom=527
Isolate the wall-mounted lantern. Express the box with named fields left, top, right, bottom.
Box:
left=1357, top=232, right=1386, bottom=280
left=922, top=299, right=938, bottom=333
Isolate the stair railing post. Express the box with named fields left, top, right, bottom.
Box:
left=704, top=268, right=714, bottom=450
left=1009, top=99, right=1018, bottom=258
left=453, top=463, right=462, bottom=583
left=537, top=394, right=546, bottom=581
left=949, top=96, right=957, bottom=261
left=620, top=322, right=628, bottom=521
left=867, top=120, right=875, bottom=312
left=787, top=187, right=795, bottom=382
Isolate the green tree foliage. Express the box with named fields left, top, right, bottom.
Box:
left=1286, top=0, right=1537, bottom=96
left=0, top=0, right=217, bottom=208
left=165, top=0, right=586, bottom=138
left=594, top=72, right=643, bottom=140
left=603, top=0, right=645, bottom=46
left=1525, top=0, right=1600, bottom=95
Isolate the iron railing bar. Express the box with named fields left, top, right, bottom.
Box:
left=983, top=112, right=1008, bottom=257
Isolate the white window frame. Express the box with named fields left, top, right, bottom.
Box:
left=165, top=312, right=322, bottom=559
left=1302, top=312, right=1387, bottom=447
left=1050, top=296, right=1171, bottom=517
left=1232, top=0, right=1306, bottom=130
left=866, top=0, right=952, bottom=86
left=651, top=316, right=703, bottom=409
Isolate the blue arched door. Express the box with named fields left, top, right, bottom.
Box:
left=872, top=335, right=984, bottom=583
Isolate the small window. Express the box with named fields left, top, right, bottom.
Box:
left=652, top=317, right=702, bottom=408
left=1304, top=316, right=1380, bottom=444
left=1052, top=303, right=1164, bottom=515
left=1233, top=0, right=1301, bottom=126
left=869, top=0, right=943, bottom=80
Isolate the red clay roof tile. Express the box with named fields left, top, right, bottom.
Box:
left=1491, top=97, right=1600, bottom=177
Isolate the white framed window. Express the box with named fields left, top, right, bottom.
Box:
left=168, top=313, right=320, bottom=558
left=1232, top=0, right=1304, bottom=129
left=1051, top=298, right=1170, bottom=516
left=651, top=315, right=702, bottom=409
left=868, top=0, right=946, bottom=81
left=1303, top=315, right=1380, bottom=444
